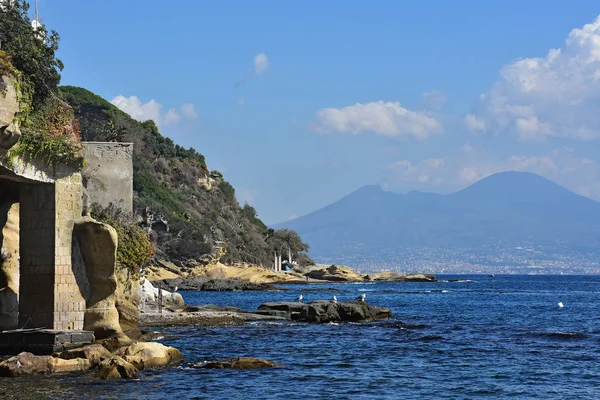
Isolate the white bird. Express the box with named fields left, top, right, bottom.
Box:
left=558, top=302, right=564, bottom=308
left=296, top=294, right=303, bottom=303
left=173, top=286, right=178, bottom=292
left=332, top=295, right=337, bottom=303
left=356, top=293, right=366, bottom=302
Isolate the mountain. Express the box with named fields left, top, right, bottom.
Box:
left=274, top=172, right=600, bottom=267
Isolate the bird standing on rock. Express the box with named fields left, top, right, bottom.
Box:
left=296, top=294, right=303, bottom=303
left=332, top=295, right=337, bottom=304
left=356, top=294, right=366, bottom=302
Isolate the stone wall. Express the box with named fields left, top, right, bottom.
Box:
left=82, top=143, right=133, bottom=212
left=18, top=168, right=86, bottom=331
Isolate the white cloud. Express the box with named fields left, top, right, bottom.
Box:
left=465, top=114, right=486, bottom=131
left=314, top=101, right=443, bottom=139
left=384, top=146, right=600, bottom=201
left=254, top=53, right=269, bottom=75
left=236, top=53, right=270, bottom=87
left=179, top=103, right=198, bottom=118
left=467, top=15, right=600, bottom=141
left=421, top=89, right=447, bottom=110
left=110, top=96, right=197, bottom=126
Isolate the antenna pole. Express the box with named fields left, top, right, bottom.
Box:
left=35, top=0, right=38, bottom=23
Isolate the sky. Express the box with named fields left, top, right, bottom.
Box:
left=37, top=0, right=600, bottom=224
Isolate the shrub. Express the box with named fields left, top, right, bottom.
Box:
left=90, top=203, right=155, bottom=278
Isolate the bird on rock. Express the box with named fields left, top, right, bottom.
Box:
left=356, top=293, right=366, bottom=302
left=332, top=295, right=338, bottom=303
left=296, top=294, right=303, bottom=303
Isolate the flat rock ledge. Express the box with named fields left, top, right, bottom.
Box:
left=155, top=277, right=281, bottom=292
left=258, top=301, right=392, bottom=323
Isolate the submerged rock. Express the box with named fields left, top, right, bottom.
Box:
left=115, top=342, right=184, bottom=370
left=0, top=352, right=90, bottom=377
left=193, top=357, right=284, bottom=370
left=97, top=356, right=138, bottom=380
left=257, top=301, right=392, bottom=323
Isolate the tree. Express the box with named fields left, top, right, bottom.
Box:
left=0, top=0, right=63, bottom=106
left=269, top=228, right=310, bottom=264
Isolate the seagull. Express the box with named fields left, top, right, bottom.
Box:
left=173, top=286, right=178, bottom=292
left=332, top=295, right=338, bottom=303
left=296, top=294, right=303, bottom=303
left=558, top=302, right=564, bottom=308
left=356, top=293, right=366, bottom=302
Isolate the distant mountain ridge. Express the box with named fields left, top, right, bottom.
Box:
left=273, top=172, right=600, bottom=265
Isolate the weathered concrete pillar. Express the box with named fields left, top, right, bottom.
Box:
left=18, top=171, right=85, bottom=330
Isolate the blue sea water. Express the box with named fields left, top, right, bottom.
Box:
left=2, top=275, right=600, bottom=399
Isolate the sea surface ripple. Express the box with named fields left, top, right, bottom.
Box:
left=2, top=275, right=600, bottom=399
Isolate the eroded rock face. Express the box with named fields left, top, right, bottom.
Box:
left=115, top=342, right=184, bottom=370
left=0, top=196, right=19, bottom=331
left=115, top=266, right=142, bottom=339
left=0, top=75, right=20, bottom=150
left=97, top=356, right=138, bottom=380
left=193, top=357, right=284, bottom=370
left=0, top=352, right=90, bottom=377
left=73, top=216, right=124, bottom=339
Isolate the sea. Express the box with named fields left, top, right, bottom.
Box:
left=2, top=274, right=600, bottom=399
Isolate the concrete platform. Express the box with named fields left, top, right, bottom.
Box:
left=0, top=329, right=95, bottom=355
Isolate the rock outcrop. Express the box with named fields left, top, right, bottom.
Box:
left=0, top=352, right=90, bottom=377
left=0, top=74, right=21, bottom=150
left=0, top=199, right=19, bottom=330
left=73, top=216, right=124, bottom=339
left=58, top=344, right=113, bottom=367
left=258, top=301, right=392, bottom=323
left=115, top=342, right=184, bottom=370
left=97, top=356, right=139, bottom=380
left=305, top=264, right=366, bottom=282
left=193, top=357, right=284, bottom=370
left=155, top=276, right=280, bottom=292
left=115, top=266, right=143, bottom=339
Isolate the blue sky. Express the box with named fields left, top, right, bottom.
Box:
left=40, top=0, right=600, bottom=224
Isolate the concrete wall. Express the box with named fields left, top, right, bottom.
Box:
left=82, top=142, right=133, bottom=213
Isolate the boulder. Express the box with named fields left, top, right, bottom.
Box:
left=74, top=216, right=124, bottom=339
left=141, top=278, right=185, bottom=306
left=0, top=75, right=21, bottom=150
left=258, top=301, right=392, bottom=323
left=257, top=302, right=308, bottom=320
left=193, top=357, right=284, bottom=370
left=156, top=276, right=280, bottom=292
left=97, top=356, right=138, bottom=380
left=58, top=344, right=113, bottom=367
left=404, top=273, right=436, bottom=282
left=0, top=200, right=19, bottom=330
left=0, top=352, right=90, bottom=377
left=115, top=342, right=184, bottom=370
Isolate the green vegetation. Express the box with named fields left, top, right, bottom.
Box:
left=0, top=0, right=63, bottom=107
left=90, top=204, right=155, bottom=279
left=1, top=1, right=83, bottom=171
left=6, top=132, right=83, bottom=169
left=62, top=85, right=312, bottom=267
